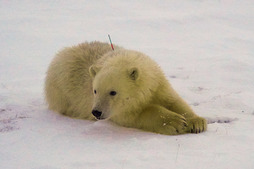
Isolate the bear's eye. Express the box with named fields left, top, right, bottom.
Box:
left=94, top=90, right=97, bottom=94
left=109, top=91, right=117, bottom=96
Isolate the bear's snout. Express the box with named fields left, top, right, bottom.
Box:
left=92, top=110, right=102, bottom=119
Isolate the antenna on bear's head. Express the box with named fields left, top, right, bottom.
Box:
left=108, top=34, right=114, bottom=51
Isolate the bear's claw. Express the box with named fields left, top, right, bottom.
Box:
left=187, top=116, right=207, bottom=134
left=169, top=114, right=188, bottom=134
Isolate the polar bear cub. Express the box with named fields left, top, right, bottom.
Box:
left=45, top=41, right=207, bottom=135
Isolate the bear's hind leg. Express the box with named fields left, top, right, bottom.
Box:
left=45, top=82, right=71, bottom=115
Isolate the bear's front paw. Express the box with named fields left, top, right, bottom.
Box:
left=186, top=116, right=207, bottom=134
left=164, top=114, right=187, bottom=134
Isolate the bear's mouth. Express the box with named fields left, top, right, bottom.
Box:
left=95, top=116, right=105, bottom=120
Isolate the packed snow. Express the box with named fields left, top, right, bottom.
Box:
left=0, top=0, right=254, bottom=169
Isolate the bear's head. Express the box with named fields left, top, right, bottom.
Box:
left=89, top=50, right=160, bottom=120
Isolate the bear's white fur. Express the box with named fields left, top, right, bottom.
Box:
left=45, top=41, right=207, bottom=135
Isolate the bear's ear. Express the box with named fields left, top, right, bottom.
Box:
left=128, top=67, right=139, bottom=80
left=89, top=65, right=100, bottom=78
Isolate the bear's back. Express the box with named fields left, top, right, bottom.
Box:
left=45, top=42, right=114, bottom=118
left=46, top=41, right=113, bottom=90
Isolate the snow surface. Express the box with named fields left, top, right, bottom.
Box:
left=1, top=0, right=254, bottom=169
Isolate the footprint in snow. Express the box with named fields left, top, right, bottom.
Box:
left=205, top=117, right=238, bottom=124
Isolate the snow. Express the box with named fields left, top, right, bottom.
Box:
left=0, top=0, right=254, bottom=169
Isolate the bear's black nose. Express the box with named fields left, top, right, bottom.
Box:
left=92, top=110, right=102, bottom=119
